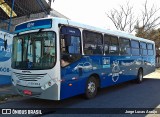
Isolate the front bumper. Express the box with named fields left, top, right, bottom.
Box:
left=13, top=84, right=59, bottom=100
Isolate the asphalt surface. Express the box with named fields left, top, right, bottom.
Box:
left=0, top=77, right=160, bottom=117
left=0, top=85, right=15, bottom=96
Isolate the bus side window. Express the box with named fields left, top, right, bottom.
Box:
left=147, top=43, right=154, bottom=55
left=68, top=36, right=80, bottom=54
left=104, top=34, right=110, bottom=54
left=119, top=37, right=131, bottom=55
left=60, top=26, right=81, bottom=54
left=60, top=26, right=82, bottom=67
left=60, top=35, right=70, bottom=53
left=109, top=36, right=119, bottom=55
left=83, top=30, right=103, bottom=55
left=140, top=42, right=147, bottom=55
left=131, top=40, right=140, bottom=56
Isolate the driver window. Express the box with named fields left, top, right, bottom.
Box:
left=60, top=26, right=81, bottom=67
left=61, top=35, right=80, bottom=54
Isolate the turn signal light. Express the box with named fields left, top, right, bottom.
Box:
left=69, top=83, right=72, bottom=86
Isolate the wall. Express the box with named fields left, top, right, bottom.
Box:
left=0, top=30, right=13, bottom=85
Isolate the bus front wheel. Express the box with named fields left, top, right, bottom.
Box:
left=85, top=76, right=98, bottom=99
left=136, top=69, right=143, bottom=83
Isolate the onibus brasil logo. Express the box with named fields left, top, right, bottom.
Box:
left=0, top=38, right=12, bottom=62
left=109, top=61, right=123, bottom=82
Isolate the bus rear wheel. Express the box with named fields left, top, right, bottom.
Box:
left=136, top=69, right=143, bottom=83
left=85, top=76, right=98, bottom=99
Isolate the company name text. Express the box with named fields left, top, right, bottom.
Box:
left=0, top=67, right=10, bottom=72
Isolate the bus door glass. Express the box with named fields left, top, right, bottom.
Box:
left=60, top=26, right=81, bottom=67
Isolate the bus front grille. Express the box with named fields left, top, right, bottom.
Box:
left=13, top=72, right=47, bottom=81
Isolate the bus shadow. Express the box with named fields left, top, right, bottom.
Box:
left=4, top=78, right=160, bottom=116
left=23, top=78, right=160, bottom=105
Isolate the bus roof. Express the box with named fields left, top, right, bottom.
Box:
left=15, top=17, right=154, bottom=44
left=53, top=17, right=154, bottom=44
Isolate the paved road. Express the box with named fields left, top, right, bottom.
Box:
left=0, top=77, right=160, bottom=117
left=0, top=70, right=160, bottom=117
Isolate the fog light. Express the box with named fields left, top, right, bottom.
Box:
left=48, top=81, right=52, bottom=86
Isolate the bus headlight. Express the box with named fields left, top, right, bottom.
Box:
left=48, top=81, right=52, bottom=86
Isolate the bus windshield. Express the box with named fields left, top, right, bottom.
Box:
left=11, top=31, right=56, bottom=70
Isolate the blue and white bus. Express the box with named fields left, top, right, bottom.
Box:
left=11, top=17, right=155, bottom=100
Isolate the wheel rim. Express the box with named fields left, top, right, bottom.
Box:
left=88, top=81, right=96, bottom=94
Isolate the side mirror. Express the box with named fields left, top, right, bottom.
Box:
left=4, top=34, right=7, bottom=50
left=60, top=34, right=65, bottom=39
left=65, top=37, right=71, bottom=46
left=61, top=34, right=71, bottom=46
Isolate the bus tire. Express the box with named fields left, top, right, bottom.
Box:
left=136, top=69, right=143, bottom=83
left=85, top=76, right=98, bottom=99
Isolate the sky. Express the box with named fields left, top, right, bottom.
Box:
left=52, top=0, right=160, bottom=31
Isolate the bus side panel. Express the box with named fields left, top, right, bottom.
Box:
left=100, top=56, right=142, bottom=88
left=60, top=55, right=106, bottom=99
left=60, top=57, right=89, bottom=100
left=60, top=55, right=135, bottom=99
left=143, top=56, right=155, bottom=76
left=60, top=55, right=155, bottom=99
left=60, top=76, right=86, bottom=99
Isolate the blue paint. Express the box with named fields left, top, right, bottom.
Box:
left=0, top=31, right=13, bottom=86
left=60, top=55, right=155, bottom=99
left=15, top=19, right=52, bottom=33
left=0, top=38, right=12, bottom=62
left=0, top=75, right=11, bottom=85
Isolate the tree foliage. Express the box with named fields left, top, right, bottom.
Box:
left=106, top=2, right=136, bottom=33
left=106, top=0, right=160, bottom=34
left=135, top=0, right=160, bottom=38
left=106, top=0, right=160, bottom=53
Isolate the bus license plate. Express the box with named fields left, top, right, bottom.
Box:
left=23, top=90, right=32, bottom=95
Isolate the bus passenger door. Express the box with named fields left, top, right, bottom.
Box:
left=59, top=26, right=83, bottom=99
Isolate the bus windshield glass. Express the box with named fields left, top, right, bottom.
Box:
left=11, top=31, right=56, bottom=70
